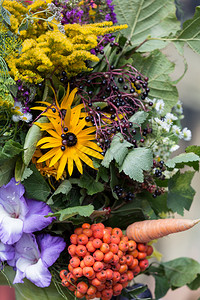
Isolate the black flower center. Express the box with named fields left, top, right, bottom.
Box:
left=62, top=132, right=77, bottom=147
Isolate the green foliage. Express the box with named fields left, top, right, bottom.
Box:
left=48, top=204, right=94, bottom=221
left=187, top=274, right=200, bottom=290
left=132, top=51, right=178, bottom=113
left=128, top=111, right=149, bottom=127
left=47, top=180, right=72, bottom=205
left=166, top=152, right=200, bottom=171
left=119, top=147, right=153, bottom=182
left=23, top=165, right=51, bottom=201
left=186, top=145, right=200, bottom=157
left=167, top=171, right=195, bottom=215
left=79, top=173, right=104, bottom=195
left=121, top=285, right=150, bottom=300
left=113, top=0, right=179, bottom=52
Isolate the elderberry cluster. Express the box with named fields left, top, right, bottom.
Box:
left=113, top=185, right=135, bottom=202
left=153, top=160, right=166, bottom=180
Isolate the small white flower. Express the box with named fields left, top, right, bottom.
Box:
left=12, top=115, right=21, bottom=122
left=20, top=112, right=32, bottom=123
left=170, top=144, right=180, bottom=152
left=172, top=125, right=184, bottom=139
left=12, top=101, right=23, bottom=115
left=165, top=112, right=178, bottom=123
left=155, top=99, right=165, bottom=114
left=154, top=117, right=171, bottom=132
left=174, top=100, right=183, bottom=114
left=182, top=127, right=192, bottom=141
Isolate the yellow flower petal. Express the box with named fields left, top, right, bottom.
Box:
left=57, top=153, right=68, bottom=180
left=37, top=148, right=58, bottom=163
left=49, top=148, right=63, bottom=167
left=77, top=144, right=103, bottom=160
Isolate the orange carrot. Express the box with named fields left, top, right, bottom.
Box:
left=126, top=218, right=200, bottom=243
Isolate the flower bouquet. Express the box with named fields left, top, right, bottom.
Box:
left=0, top=0, right=200, bottom=299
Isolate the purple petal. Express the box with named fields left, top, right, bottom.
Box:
left=25, top=258, right=52, bottom=287
left=37, top=233, right=66, bottom=268
left=0, top=178, right=28, bottom=217
left=0, top=216, right=23, bottom=244
left=13, top=268, right=25, bottom=284
left=15, top=233, right=40, bottom=261
left=23, top=199, right=55, bottom=233
left=0, top=242, right=15, bottom=261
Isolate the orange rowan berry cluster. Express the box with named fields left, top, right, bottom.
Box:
left=60, top=223, right=153, bottom=300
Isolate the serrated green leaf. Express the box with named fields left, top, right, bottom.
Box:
left=113, top=0, right=179, bottom=52
left=173, top=6, right=200, bottom=55
left=23, top=165, right=51, bottom=201
left=23, top=117, right=47, bottom=166
left=79, top=173, right=104, bottom=195
left=48, top=204, right=94, bottom=221
left=186, top=145, right=200, bottom=157
left=129, top=111, right=149, bottom=127
left=162, top=257, right=200, bottom=287
left=0, top=158, right=15, bottom=187
left=47, top=180, right=72, bottom=204
left=0, top=140, right=22, bottom=163
left=166, top=152, right=200, bottom=170
left=119, top=147, right=153, bottom=182
left=102, top=133, right=132, bottom=168
left=21, top=167, right=33, bottom=181
left=132, top=51, right=178, bottom=114
left=167, top=170, right=195, bottom=215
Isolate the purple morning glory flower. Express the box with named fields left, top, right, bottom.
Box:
left=0, top=241, right=15, bottom=262
left=0, top=178, right=55, bottom=245
left=9, top=233, right=66, bottom=287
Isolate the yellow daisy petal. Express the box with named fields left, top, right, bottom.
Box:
left=76, top=148, right=95, bottom=169
left=77, top=144, right=103, bottom=160
left=40, top=142, right=61, bottom=149
left=37, top=137, right=60, bottom=146
left=49, top=148, right=63, bottom=167
left=74, top=118, right=87, bottom=135
left=57, top=153, right=68, bottom=180
left=37, top=148, right=58, bottom=163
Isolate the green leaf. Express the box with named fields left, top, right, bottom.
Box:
left=113, top=0, right=179, bottom=52
left=102, top=133, right=132, bottom=168
left=23, top=165, right=51, bottom=201
left=21, top=167, right=33, bottom=181
left=186, top=145, right=200, bottom=157
left=96, top=166, right=109, bottom=182
left=162, top=257, right=200, bottom=287
left=173, top=7, right=200, bottom=55
left=166, top=152, right=200, bottom=171
left=187, top=274, right=200, bottom=290
left=167, top=170, right=195, bottom=215
left=119, top=147, right=153, bottom=182
left=0, top=266, right=73, bottom=300
left=48, top=204, right=94, bottom=221
left=79, top=173, right=104, bottom=195
left=47, top=180, right=72, bottom=204
left=0, top=139, right=22, bottom=163
left=15, top=156, right=25, bottom=182
left=18, top=19, right=29, bottom=32
left=122, top=285, right=150, bottom=299
left=154, top=275, right=170, bottom=299
left=23, top=117, right=47, bottom=166
left=1, top=6, right=11, bottom=25
left=0, top=158, right=15, bottom=187
left=132, top=51, right=178, bottom=114
left=129, top=111, right=149, bottom=127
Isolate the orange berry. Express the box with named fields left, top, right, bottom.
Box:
left=100, top=243, right=110, bottom=254
left=87, top=285, right=97, bottom=296
left=137, top=251, right=147, bottom=260
left=96, top=270, right=107, bottom=282
left=104, top=251, right=114, bottom=263
left=113, top=254, right=120, bottom=264
left=86, top=241, right=96, bottom=252
left=93, top=228, right=104, bottom=239
left=82, top=223, right=91, bottom=229
left=83, top=228, right=93, bottom=237
left=93, top=261, right=104, bottom=272
left=126, top=254, right=133, bottom=266
left=80, top=260, right=85, bottom=269
left=127, top=270, right=134, bottom=281
left=92, top=238, right=103, bottom=249
left=110, top=235, right=120, bottom=244
left=68, top=244, right=76, bottom=256
left=111, top=263, right=120, bottom=271
left=128, top=240, right=137, bottom=251
left=105, top=227, right=112, bottom=234
left=103, top=232, right=111, bottom=244
left=112, top=228, right=123, bottom=238
left=70, top=234, right=78, bottom=244
left=77, top=234, right=88, bottom=245
left=137, top=243, right=147, bottom=252
left=109, top=243, right=118, bottom=254
left=97, top=283, right=106, bottom=291
left=105, top=269, right=114, bottom=280
left=105, top=280, right=113, bottom=288
left=119, top=264, right=128, bottom=274
left=89, top=236, right=94, bottom=241
left=84, top=255, right=95, bottom=267
left=129, top=249, right=138, bottom=258
left=102, top=288, right=113, bottom=299
left=61, top=278, right=70, bottom=287
left=68, top=284, right=76, bottom=291
left=75, top=245, right=87, bottom=257
left=66, top=272, right=77, bottom=284
left=146, top=245, right=153, bottom=256
left=73, top=267, right=83, bottom=278
left=77, top=281, right=88, bottom=294
left=119, top=256, right=127, bottom=265
left=60, top=269, right=68, bottom=279
left=68, top=264, right=74, bottom=273
left=119, top=273, right=128, bottom=283
left=74, top=290, right=85, bottom=298
left=129, top=258, right=139, bottom=269
left=118, top=240, right=129, bottom=252
left=113, top=283, right=123, bottom=295
left=70, top=256, right=80, bottom=268
left=117, top=250, right=123, bottom=258
left=74, top=227, right=83, bottom=235
left=93, top=250, right=104, bottom=261
left=83, top=266, right=95, bottom=278
left=132, top=265, right=141, bottom=276
left=91, top=278, right=102, bottom=287
left=122, top=281, right=128, bottom=288
left=121, top=235, right=129, bottom=242
left=112, top=271, right=121, bottom=283
left=139, top=258, right=149, bottom=271
left=96, top=291, right=102, bottom=298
